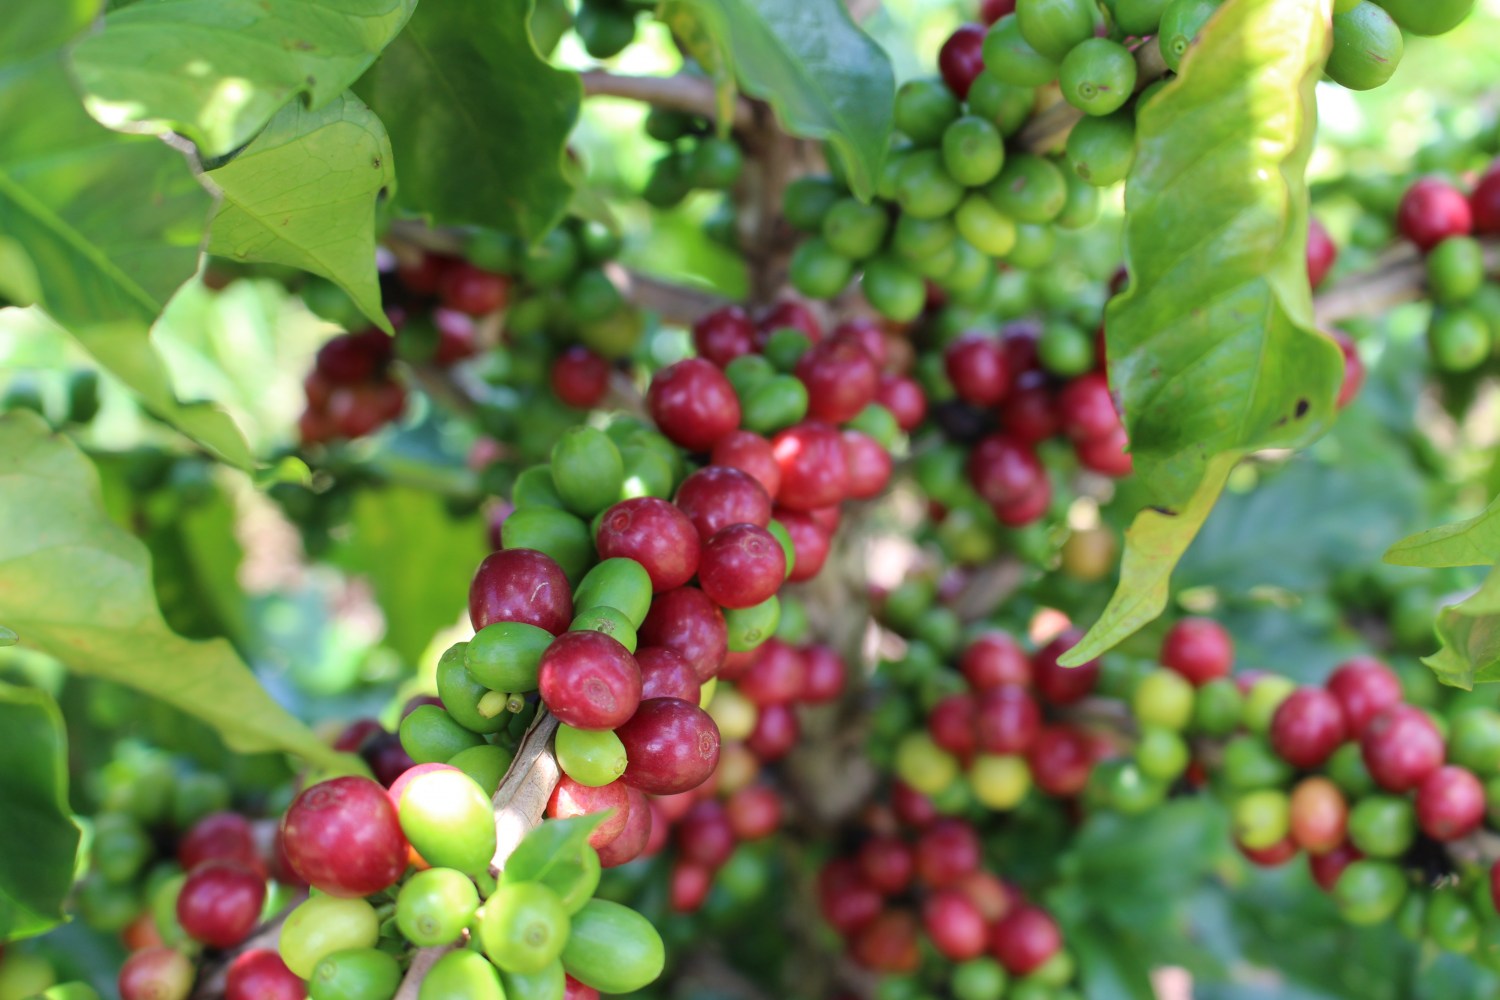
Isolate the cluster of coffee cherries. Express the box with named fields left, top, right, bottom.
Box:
left=1389, top=163, right=1500, bottom=373
left=297, top=327, right=410, bottom=445
left=572, top=0, right=651, bottom=59
left=819, top=805, right=1081, bottom=1000
left=640, top=109, right=744, bottom=209
left=783, top=13, right=1110, bottom=321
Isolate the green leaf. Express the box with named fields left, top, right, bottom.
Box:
left=332, top=486, right=488, bottom=665
left=0, top=411, right=340, bottom=766
left=4, top=0, right=95, bottom=64
left=0, top=682, right=80, bottom=942
left=0, top=627, right=16, bottom=647
left=661, top=0, right=893, bottom=199
left=1420, top=567, right=1500, bottom=689
left=69, top=0, right=417, bottom=157
left=1066, top=0, right=1338, bottom=662
left=502, top=813, right=606, bottom=883
left=1385, top=492, right=1500, bottom=569
left=1061, top=453, right=1234, bottom=666
left=206, top=92, right=393, bottom=333
left=356, top=0, right=579, bottom=241
left=0, top=50, right=252, bottom=468
left=1063, top=800, right=1226, bottom=925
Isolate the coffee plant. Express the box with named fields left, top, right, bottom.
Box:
left=4, top=0, right=1500, bottom=997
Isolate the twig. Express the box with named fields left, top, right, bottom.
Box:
left=581, top=71, right=754, bottom=130
left=393, top=946, right=452, bottom=1000
left=1018, top=37, right=1168, bottom=153
left=1314, top=241, right=1500, bottom=325
left=608, top=265, right=728, bottom=327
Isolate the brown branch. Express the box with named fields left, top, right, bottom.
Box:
left=1314, top=241, right=1500, bottom=325
left=608, top=265, right=728, bottom=327
left=1019, top=38, right=1169, bottom=153
left=581, top=71, right=754, bottom=130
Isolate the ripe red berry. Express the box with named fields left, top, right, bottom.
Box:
left=638, top=586, right=728, bottom=682
left=914, top=819, right=981, bottom=887
left=710, top=431, right=783, bottom=500
left=1159, top=617, right=1233, bottom=686
left=549, top=776, right=631, bottom=849
left=991, top=906, right=1061, bottom=976
left=674, top=800, right=735, bottom=869
left=891, top=781, right=939, bottom=828
left=851, top=910, right=922, bottom=973
left=1289, top=777, right=1348, bottom=854
left=818, top=859, right=883, bottom=934
left=1269, top=688, right=1348, bottom=768
left=1325, top=657, right=1402, bottom=736
left=280, top=776, right=408, bottom=897
left=945, top=335, right=1010, bottom=406
left=725, top=783, right=782, bottom=840
left=875, top=374, right=928, bottom=432
left=771, top=422, right=852, bottom=510
left=981, top=0, right=1017, bottom=23
left=938, top=24, right=987, bottom=99
left=616, top=697, right=722, bottom=795
left=538, top=630, right=643, bottom=731
left=1361, top=705, right=1445, bottom=792
left=565, top=975, right=602, bottom=1000
left=1055, top=372, right=1119, bottom=442
left=841, top=430, right=894, bottom=500
left=551, top=346, right=610, bottom=409
left=960, top=631, right=1032, bottom=689
left=1238, top=835, right=1298, bottom=867
left=469, top=548, right=573, bottom=634
left=693, top=306, right=757, bottom=367
left=759, top=300, right=823, bottom=343
left=596, top=497, right=701, bottom=592
left=438, top=261, right=509, bottom=315
left=975, top=685, right=1042, bottom=754
left=924, top=887, right=989, bottom=960
left=674, top=466, right=773, bottom=541
left=178, top=812, right=264, bottom=877
left=774, top=508, right=832, bottom=582
left=831, top=318, right=889, bottom=368
left=596, top=785, right=654, bottom=868
left=176, top=860, right=265, bottom=948
left=928, top=693, right=979, bottom=756
left=698, top=524, right=787, bottom=609
left=1307, top=841, right=1361, bottom=892
left=648, top=358, right=742, bottom=452
left=1074, top=424, right=1133, bottom=477
left=1397, top=177, right=1473, bottom=251
left=1415, top=765, right=1485, bottom=841
left=800, top=644, right=847, bottom=702
left=669, top=857, right=714, bottom=912
left=999, top=375, right=1058, bottom=444
left=994, top=478, right=1051, bottom=526
left=737, top=639, right=808, bottom=706
left=1307, top=218, right=1338, bottom=288
left=969, top=434, right=1044, bottom=508
left=637, top=646, right=702, bottom=703
left=745, top=701, right=800, bottom=761
left=316, top=329, right=393, bottom=385
left=1027, top=726, right=1093, bottom=796
left=1032, top=628, right=1099, bottom=705
left=119, top=947, right=194, bottom=1000
left=1471, top=165, right=1500, bottom=235
left=796, top=338, right=880, bottom=424
left=226, top=950, right=306, bottom=1000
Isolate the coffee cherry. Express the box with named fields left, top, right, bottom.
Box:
left=479, top=881, right=571, bottom=975
left=968, top=434, right=1044, bottom=509
left=1289, top=777, right=1348, bottom=854
left=693, top=307, right=757, bottom=367
left=279, top=895, right=381, bottom=979
left=876, top=375, right=928, bottom=432
left=596, top=785, right=654, bottom=868
left=1471, top=165, right=1500, bottom=236
left=914, top=819, right=981, bottom=887
left=119, top=947, right=193, bottom=1000
left=673, top=467, right=773, bottom=542
left=1397, top=176, right=1472, bottom=251
left=851, top=910, right=922, bottom=974
left=676, top=799, right=737, bottom=869
left=1269, top=688, right=1348, bottom=769
left=795, top=339, right=879, bottom=424
left=669, top=858, right=713, bottom=913
left=974, top=685, right=1041, bottom=754
left=990, top=905, right=1061, bottom=975
left=801, top=644, right=848, bottom=702
left=635, top=646, right=701, bottom=704
left=469, top=549, right=574, bottom=635
left=1074, top=424, right=1133, bottom=477
left=771, top=422, right=852, bottom=510
left=595, top=498, right=700, bottom=593
left=638, top=586, right=728, bottom=682
left=1159, top=618, right=1233, bottom=686
left=1361, top=705, right=1444, bottom=792
left=939, top=24, right=988, bottom=98
left=1333, top=859, right=1407, bottom=925
left=1132, top=669, right=1196, bottom=731
left=960, top=632, right=1032, bottom=688
left=551, top=347, right=610, bottom=409
left=945, top=336, right=1010, bottom=406
left=616, top=697, right=722, bottom=795
left=928, top=693, right=978, bottom=757
left=738, top=639, right=808, bottom=706
left=281, top=776, right=408, bottom=898
left=841, top=430, right=893, bottom=500
left=178, top=811, right=263, bottom=876
left=1307, top=841, right=1361, bottom=892
left=818, top=860, right=883, bottom=934
left=1329, top=329, right=1365, bottom=409
left=1307, top=218, right=1338, bottom=288
left=176, top=860, right=265, bottom=948
left=226, top=950, right=306, bottom=1000
left=725, top=784, right=782, bottom=840
left=548, top=776, right=631, bottom=850
left=1415, top=765, right=1485, bottom=841
left=698, top=524, right=787, bottom=609
left=924, top=888, right=989, bottom=960
left=539, top=631, right=643, bottom=731
left=397, top=868, right=481, bottom=948
left=746, top=701, right=801, bottom=761
left=1348, top=795, right=1416, bottom=858
left=858, top=835, right=915, bottom=896
left=1238, top=835, right=1298, bottom=867
left=1032, top=629, right=1099, bottom=705
left=1233, top=789, right=1292, bottom=850
left=648, top=358, right=741, bottom=452
left=1325, top=657, right=1402, bottom=736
